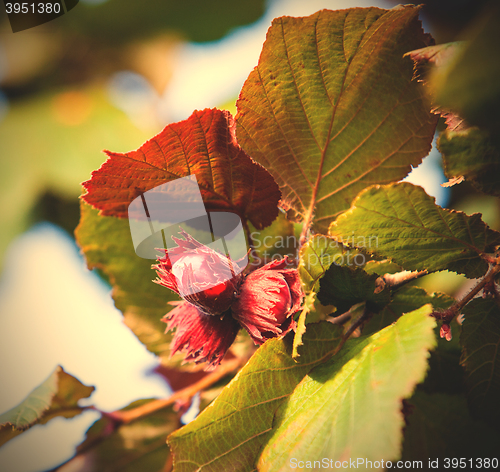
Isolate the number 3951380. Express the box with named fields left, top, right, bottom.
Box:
left=5, top=3, right=61, bottom=14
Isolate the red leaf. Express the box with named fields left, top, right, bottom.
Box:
left=82, top=108, right=281, bottom=229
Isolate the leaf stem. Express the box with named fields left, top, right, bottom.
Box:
left=329, top=311, right=353, bottom=326
left=242, top=219, right=254, bottom=252
left=110, top=357, right=242, bottom=425
left=299, top=218, right=312, bottom=248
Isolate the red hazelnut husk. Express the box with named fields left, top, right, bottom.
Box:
left=232, top=257, right=303, bottom=345
left=156, top=233, right=304, bottom=368
left=162, top=301, right=240, bottom=369
left=154, top=230, right=243, bottom=315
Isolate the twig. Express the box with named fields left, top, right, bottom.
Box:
left=329, top=311, right=353, bottom=326
left=432, top=257, right=500, bottom=325
left=242, top=219, right=255, bottom=254
left=330, top=306, right=373, bottom=356
left=111, top=357, right=242, bottom=425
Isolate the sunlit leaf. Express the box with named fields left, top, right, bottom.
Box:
left=292, top=291, right=315, bottom=360
left=329, top=182, right=500, bottom=278
left=75, top=202, right=176, bottom=361
left=298, top=234, right=362, bottom=293
left=54, top=399, right=178, bottom=472
left=168, top=322, right=343, bottom=472
left=460, top=298, right=500, bottom=428
left=236, top=6, right=437, bottom=233
left=82, top=108, right=281, bottom=230
left=0, top=366, right=94, bottom=447
left=257, top=305, right=436, bottom=470
left=362, top=286, right=457, bottom=395
left=402, top=391, right=500, bottom=461
left=363, top=260, right=402, bottom=276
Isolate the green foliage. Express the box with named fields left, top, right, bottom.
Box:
left=257, top=305, right=436, bottom=470
left=291, top=291, right=316, bottom=360
left=439, top=127, right=500, bottom=197
left=236, top=6, right=437, bottom=233
left=168, top=323, right=343, bottom=471
left=317, top=264, right=391, bottom=315
left=460, top=298, right=500, bottom=429
left=0, top=366, right=94, bottom=447
left=428, top=5, right=500, bottom=131
left=402, top=392, right=500, bottom=460
left=363, top=286, right=453, bottom=335
left=298, top=234, right=361, bottom=293
left=62, top=0, right=266, bottom=44
left=249, top=212, right=297, bottom=262
left=22, top=4, right=498, bottom=470
left=329, top=182, right=500, bottom=278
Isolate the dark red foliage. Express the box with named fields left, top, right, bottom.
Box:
left=81, top=108, right=281, bottom=230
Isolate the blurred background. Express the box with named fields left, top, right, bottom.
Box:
left=0, top=0, right=499, bottom=470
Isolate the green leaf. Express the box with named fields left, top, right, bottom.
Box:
left=402, top=391, right=500, bottom=461
left=236, top=6, right=437, bottom=233
left=405, top=42, right=467, bottom=133
left=429, top=6, right=500, bottom=131
left=363, top=260, right=402, bottom=276
left=363, top=286, right=453, bottom=335
left=0, top=366, right=94, bottom=447
left=329, top=182, right=500, bottom=278
left=438, top=127, right=500, bottom=197
left=257, top=305, right=436, bottom=470
left=52, top=399, right=178, bottom=472
left=298, top=234, right=362, bottom=293
left=292, top=292, right=315, bottom=360
left=168, top=322, right=343, bottom=472
left=75, top=203, right=177, bottom=362
left=405, top=16, right=500, bottom=195
left=362, top=286, right=459, bottom=394
left=317, top=264, right=390, bottom=315
left=460, top=298, right=500, bottom=428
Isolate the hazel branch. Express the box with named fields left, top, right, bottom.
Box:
left=331, top=306, right=373, bottom=356
left=432, top=256, right=500, bottom=326
left=107, top=357, right=242, bottom=425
